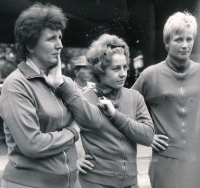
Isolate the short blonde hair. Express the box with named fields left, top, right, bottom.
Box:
left=86, top=34, right=129, bottom=82
left=163, top=12, right=197, bottom=45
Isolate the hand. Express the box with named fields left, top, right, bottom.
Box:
left=69, top=120, right=80, bottom=133
left=77, top=155, right=94, bottom=174
left=151, top=134, right=169, bottom=152
left=41, top=56, right=64, bottom=89
left=97, top=96, right=115, bottom=118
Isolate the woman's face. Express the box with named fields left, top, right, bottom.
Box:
left=167, top=29, right=194, bottom=61
left=31, top=27, right=63, bottom=71
left=99, top=54, right=128, bottom=89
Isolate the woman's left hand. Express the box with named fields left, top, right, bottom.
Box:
left=97, top=96, right=115, bottom=118
left=41, top=56, right=64, bottom=89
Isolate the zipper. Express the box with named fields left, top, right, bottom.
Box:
left=63, top=151, right=71, bottom=188
left=119, top=134, right=126, bottom=188
left=50, top=89, right=71, bottom=187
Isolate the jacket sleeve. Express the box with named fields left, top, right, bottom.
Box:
left=0, top=91, right=79, bottom=159
left=110, top=94, right=154, bottom=146
left=55, top=77, right=102, bottom=131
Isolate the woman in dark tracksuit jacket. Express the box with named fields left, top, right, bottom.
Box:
left=74, top=34, right=154, bottom=188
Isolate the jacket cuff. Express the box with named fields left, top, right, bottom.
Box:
left=55, top=82, right=76, bottom=103
left=67, top=127, right=79, bottom=142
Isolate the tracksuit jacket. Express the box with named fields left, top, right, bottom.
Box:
left=79, top=83, right=154, bottom=187
left=132, top=56, right=200, bottom=161
left=0, top=61, right=102, bottom=188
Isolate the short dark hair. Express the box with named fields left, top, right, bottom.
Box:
left=14, top=3, right=67, bottom=59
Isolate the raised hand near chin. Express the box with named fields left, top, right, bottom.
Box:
left=40, top=55, right=64, bottom=89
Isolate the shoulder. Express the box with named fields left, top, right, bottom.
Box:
left=82, top=88, right=98, bottom=104
left=141, top=61, right=165, bottom=76
left=190, top=60, right=200, bottom=69
left=122, top=87, right=142, bottom=98
left=2, top=68, right=26, bottom=92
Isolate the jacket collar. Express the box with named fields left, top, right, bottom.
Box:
left=18, top=61, right=44, bottom=80
left=95, top=83, right=112, bottom=95
left=95, top=82, right=122, bottom=97
left=166, top=55, right=190, bottom=73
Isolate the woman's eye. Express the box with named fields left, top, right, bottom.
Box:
left=124, top=65, right=128, bottom=70
left=175, top=38, right=182, bottom=42
left=187, top=38, right=193, bottom=42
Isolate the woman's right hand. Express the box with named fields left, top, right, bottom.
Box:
left=41, top=56, right=64, bottom=90
left=151, top=134, right=169, bottom=152
left=77, top=155, right=94, bottom=174
left=97, top=96, right=115, bottom=118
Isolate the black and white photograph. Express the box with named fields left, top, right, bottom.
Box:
left=0, top=0, right=200, bottom=188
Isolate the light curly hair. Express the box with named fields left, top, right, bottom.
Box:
left=86, top=34, right=129, bottom=82
left=163, top=12, right=197, bottom=47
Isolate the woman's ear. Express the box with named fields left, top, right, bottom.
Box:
left=165, top=44, right=169, bottom=51
left=26, top=44, right=34, bottom=53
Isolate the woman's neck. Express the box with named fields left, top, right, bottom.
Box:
left=166, top=55, right=190, bottom=73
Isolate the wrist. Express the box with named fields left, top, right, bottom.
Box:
left=55, top=81, right=65, bottom=91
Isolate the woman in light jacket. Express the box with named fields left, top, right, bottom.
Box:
left=0, top=3, right=102, bottom=188
left=132, top=12, right=200, bottom=188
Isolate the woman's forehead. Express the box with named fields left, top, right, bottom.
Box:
left=171, top=28, right=194, bottom=37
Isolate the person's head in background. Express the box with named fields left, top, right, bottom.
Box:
left=163, top=11, right=197, bottom=61
left=71, top=56, right=92, bottom=87
left=86, top=34, right=129, bottom=90
left=14, top=3, right=67, bottom=73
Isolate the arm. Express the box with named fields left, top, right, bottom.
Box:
left=43, top=56, right=102, bottom=130
left=0, top=91, right=80, bottom=159
left=132, top=72, right=168, bottom=150
left=110, top=94, right=154, bottom=146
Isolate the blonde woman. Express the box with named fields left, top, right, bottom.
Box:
left=133, top=12, right=200, bottom=188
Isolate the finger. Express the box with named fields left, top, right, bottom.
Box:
left=97, top=102, right=106, bottom=110
left=83, top=160, right=94, bottom=168
left=153, top=141, right=167, bottom=150
left=85, top=155, right=93, bottom=159
left=81, top=163, right=93, bottom=170
left=151, top=144, right=161, bottom=152
left=157, top=135, right=169, bottom=140
left=154, top=138, right=169, bottom=147
left=79, top=168, right=88, bottom=174
left=57, top=55, right=61, bottom=68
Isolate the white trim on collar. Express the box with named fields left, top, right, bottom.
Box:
left=26, top=57, right=40, bottom=74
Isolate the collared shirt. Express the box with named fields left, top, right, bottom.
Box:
left=74, top=81, right=95, bottom=92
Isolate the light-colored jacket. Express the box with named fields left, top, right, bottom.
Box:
left=0, top=61, right=102, bottom=188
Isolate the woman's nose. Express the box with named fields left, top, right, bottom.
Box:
left=56, top=40, right=63, bottom=50
left=120, top=69, right=127, bottom=77
left=182, top=40, right=188, bottom=48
